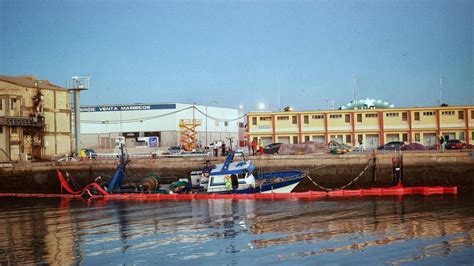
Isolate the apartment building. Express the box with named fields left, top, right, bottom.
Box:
left=248, top=105, right=474, bottom=149
left=0, top=75, right=71, bottom=162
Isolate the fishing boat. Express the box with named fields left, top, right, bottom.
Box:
left=57, top=144, right=304, bottom=197
left=190, top=152, right=304, bottom=194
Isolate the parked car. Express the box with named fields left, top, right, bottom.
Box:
left=445, top=139, right=465, bottom=150
left=377, top=141, right=405, bottom=151
left=80, top=148, right=97, bottom=159
left=208, top=141, right=223, bottom=150
left=168, top=145, right=183, bottom=155
left=263, top=143, right=283, bottom=154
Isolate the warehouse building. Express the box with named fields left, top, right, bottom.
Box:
left=248, top=103, right=474, bottom=150
left=79, top=103, right=242, bottom=150
left=0, top=75, right=71, bottom=162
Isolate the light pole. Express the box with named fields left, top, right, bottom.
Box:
left=70, top=76, right=90, bottom=155
left=205, top=101, right=220, bottom=147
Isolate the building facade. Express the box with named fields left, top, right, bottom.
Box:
left=79, top=103, right=241, bottom=149
left=248, top=105, right=474, bottom=149
left=0, top=75, right=71, bottom=162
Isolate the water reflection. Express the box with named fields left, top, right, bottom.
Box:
left=0, top=195, right=472, bottom=264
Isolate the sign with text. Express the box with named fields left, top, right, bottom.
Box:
left=80, top=104, right=176, bottom=112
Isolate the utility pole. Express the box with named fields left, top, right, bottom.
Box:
left=439, top=77, right=443, bottom=105
left=70, top=76, right=90, bottom=155
left=353, top=75, right=357, bottom=103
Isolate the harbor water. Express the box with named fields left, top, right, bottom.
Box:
left=0, top=194, right=473, bottom=265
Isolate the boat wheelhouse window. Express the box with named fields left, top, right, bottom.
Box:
left=238, top=173, right=246, bottom=179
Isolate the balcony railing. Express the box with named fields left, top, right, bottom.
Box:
left=0, top=116, right=45, bottom=127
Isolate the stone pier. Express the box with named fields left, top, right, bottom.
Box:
left=0, top=151, right=473, bottom=194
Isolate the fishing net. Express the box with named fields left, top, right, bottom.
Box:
left=277, top=141, right=330, bottom=155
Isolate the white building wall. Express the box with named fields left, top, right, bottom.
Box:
left=79, top=103, right=240, bottom=148
left=80, top=103, right=178, bottom=134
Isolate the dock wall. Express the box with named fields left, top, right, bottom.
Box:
left=0, top=151, right=473, bottom=194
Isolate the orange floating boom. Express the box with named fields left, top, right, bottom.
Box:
left=0, top=185, right=457, bottom=200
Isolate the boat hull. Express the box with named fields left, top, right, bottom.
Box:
left=215, top=171, right=304, bottom=194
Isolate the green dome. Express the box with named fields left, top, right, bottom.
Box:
left=340, top=98, right=394, bottom=110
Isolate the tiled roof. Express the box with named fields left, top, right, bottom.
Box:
left=0, top=74, right=67, bottom=91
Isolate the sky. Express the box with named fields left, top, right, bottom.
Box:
left=1, top=0, right=473, bottom=112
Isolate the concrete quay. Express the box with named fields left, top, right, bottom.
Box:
left=0, top=151, right=473, bottom=194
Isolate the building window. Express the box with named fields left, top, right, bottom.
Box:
left=345, top=114, right=351, bottom=123
left=442, top=111, right=455, bottom=116
left=472, top=132, right=474, bottom=140
left=330, top=135, right=343, bottom=142
left=10, top=99, right=17, bottom=110
left=471, top=110, right=474, bottom=119
left=458, top=111, right=464, bottom=120
left=11, top=127, right=17, bottom=134
left=365, top=113, right=378, bottom=118
left=252, top=117, right=257, bottom=125
left=330, top=114, right=342, bottom=119
left=402, top=133, right=408, bottom=142
left=423, top=111, right=435, bottom=116
left=345, top=135, right=352, bottom=143
left=224, top=121, right=228, bottom=127
left=304, top=136, right=310, bottom=142
left=357, top=134, right=363, bottom=144
left=292, top=116, right=297, bottom=124
left=0, top=126, right=3, bottom=134
left=0, top=98, right=3, bottom=110
left=414, top=112, right=420, bottom=121
left=415, top=133, right=420, bottom=142
left=312, top=114, right=324, bottom=119
left=259, top=116, right=272, bottom=121
left=386, top=112, right=399, bottom=117
left=402, top=112, right=408, bottom=121
left=293, top=136, right=298, bottom=144
left=357, top=114, right=362, bottom=123
left=459, top=132, right=465, bottom=140
left=277, top=116, right=289, bottom=120
left=303, top=115, right=309, bottom=124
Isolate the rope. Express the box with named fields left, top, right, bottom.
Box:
left=305, top=157, right=373, bottom=191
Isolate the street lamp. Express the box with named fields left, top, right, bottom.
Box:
left=205, top=100, right=220, bottom=147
